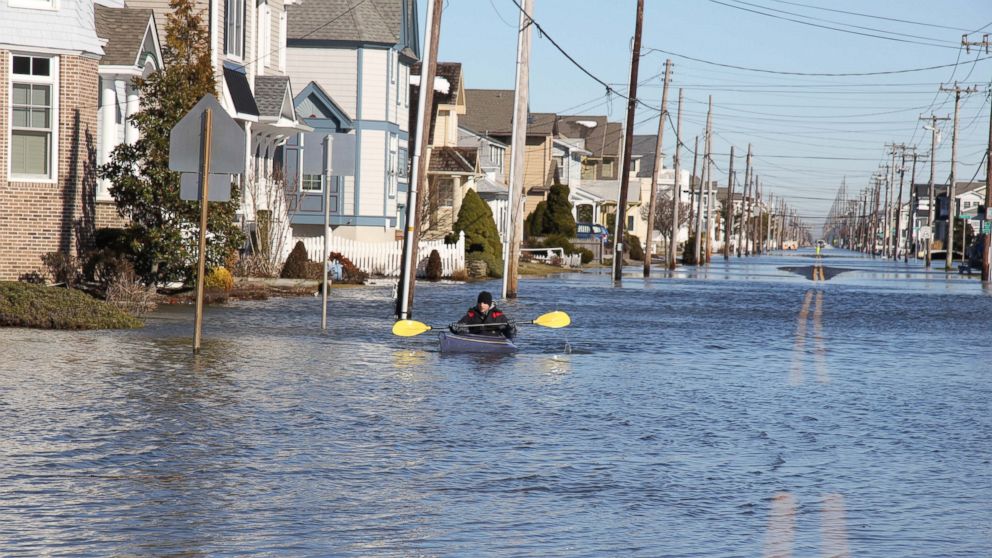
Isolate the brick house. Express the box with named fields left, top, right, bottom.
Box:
left=0, top=0, right=105, bottom=280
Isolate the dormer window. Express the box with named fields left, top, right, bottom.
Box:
left=225, top=0, right=245, bottom=58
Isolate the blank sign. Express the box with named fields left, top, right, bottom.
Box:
left=180, top=173, right=232, bottom=202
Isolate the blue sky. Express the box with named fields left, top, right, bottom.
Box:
left=422, top=0, right=992, bottom=231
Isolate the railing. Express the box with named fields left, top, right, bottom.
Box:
left=301, top=231, right=466, bottom=278
left=521, top=247, right=583, bottom=268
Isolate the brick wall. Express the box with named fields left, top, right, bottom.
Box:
left=0, top=52, right=99, bottom=280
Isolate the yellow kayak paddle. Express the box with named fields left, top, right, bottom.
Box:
left=392, top=310, right=571, bottom=337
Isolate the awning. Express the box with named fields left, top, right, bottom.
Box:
left=223, top=66, right=259, bottom=121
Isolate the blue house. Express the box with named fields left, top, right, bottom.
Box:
left=281, top=0, right=419, bottom=243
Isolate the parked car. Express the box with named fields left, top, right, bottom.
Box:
left=576, top=223, right=609, bottom=243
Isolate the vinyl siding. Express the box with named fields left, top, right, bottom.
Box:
left=286, top=47, right=357, bottom=118
left=358, top=129, right=385, bottom=216
left=360, top=48, right=387, bottom=121
left=397, top=64, right=409, bottom=131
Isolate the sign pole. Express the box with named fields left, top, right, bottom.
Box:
left=321, top=141, right=331, bottom=330
left=193, top=108, right=213, bottom=353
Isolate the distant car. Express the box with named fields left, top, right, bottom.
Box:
left=576, top=223, right=609, bottom=243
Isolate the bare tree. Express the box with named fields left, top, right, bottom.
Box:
left=241, top=167, right=294, bottom=277
left=640, top=194, right=691, bottom=249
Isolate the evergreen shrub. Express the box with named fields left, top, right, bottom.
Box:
left=280, top=241, right=311, bottom=279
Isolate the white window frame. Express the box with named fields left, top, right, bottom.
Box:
left=8, top=0, right=58, bottom=11
left=225, top=0, right=246, bottom=59
left=301, top=173, right=323, bottom=193
left=256, top=0, right=271, bottom=74
left=388, top=134, right=398, bottom=198
left=490, top=145, right=504, bottom=175
left=8, top=53, right=58, bottom=184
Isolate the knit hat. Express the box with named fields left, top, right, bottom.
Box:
left=477, top=291, right=493, bottom=305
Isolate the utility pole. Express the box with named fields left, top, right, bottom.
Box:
left=939, top=83, right=979, bottom=269
left=962, top=35, right=992, bottom=280
left=396, top=0, right=441, bottom=319
left=905, top=151, right=919, bottom=263
left=884, top=150, right=895, bottom=258
left=688, top=136, right=698, bottom=239
left=703, top=96, right=714, bottom=263
left=723, top=145, right=735, bottom=259
left=612, top=0, right=645, bottom=282
left=693, top=135, right=704, bottom=264
left=644, top=58, right=672, bottom=277
left=502, top=0, right=533, bottom=298
left=669, top=88, right=684, bottom=271
left=738, top=144, right=751, bottom=256
left=921, top=114, right=950, bottom=268
left=871, top=174, right=882, bottom=258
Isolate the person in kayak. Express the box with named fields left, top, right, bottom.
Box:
left=450, top=291, right=516, bottom=338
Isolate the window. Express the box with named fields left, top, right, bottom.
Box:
left=553, top=156, right=565, bottom=182
left=581, top=158, right=596, bottom=180
left=10, top=54, right=56, bottom=180
left=8, top=0, right=57, bottom=10
left=398, top=148, right=408, bottom=179
left=302, top=174, right=322, bottom=192
left=388, top=134, right=398, bottom=197
left=225, top=0, right=245, bottom=58
left=602, top=157, right=615, bottom=178
left=627, top=215, right=635, bottom=229
left=256, top=1, right=271, bottom=73
left=490, top=145, right=505, bottom=175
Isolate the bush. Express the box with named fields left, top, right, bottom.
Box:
left=577, top=247, right=594, bottom=264
left=41, top=252, right=81, bottom=287
left=626, top=234, right=644, bottom=261
left=329, top=252, right=367, bottom=285
left=205, top=266, right=234, bottom=291
left=450, top=268, right=469, bottom=281
left=280, top=241, right=311, bottom=279
left=525, top=184, right=576, bottom=238
left=426, top=250, right=443, bottom=281
left=682, top=234, right=701, bottom=265
left=0, top=281, right=142, bottom=329
left=452, top=189, right=503, bottom=259
left=105, top=266, right=157, bottom=317
left=467, top=251, right=503, bottom=278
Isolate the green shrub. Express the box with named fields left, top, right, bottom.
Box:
left=467, top=251, right=503, bottom=278
left=280, top=241, right=311, bottom=279
left=41, top=252, right=81, bottom=287
left=525, top=185, right=576, bottom=238
left=626, top=234, right=644, bottom=261
left=452, top=190, right=502, bottom=260
left=577, top=247, right=594, bottom=264
left=426, top=249, right=443, bottom=280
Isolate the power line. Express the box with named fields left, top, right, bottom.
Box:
left=761, top=0, right=974, bottom=32
left=641, top=47, right=992, bottom=77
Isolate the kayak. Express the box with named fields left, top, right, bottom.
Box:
left=438, top=331, right=517, bottom=354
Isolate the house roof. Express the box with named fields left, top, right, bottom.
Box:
left=287, top=0, right=418, bottom=56
left=429, top=147, right=478, bottom=174
left=631, top=134, right=660, bottom=178
left=223, top=67, right=260, bottom=118
left=254, top=75, right=291, bottom=118
left=411, top=62, right=461, bottom=105
left=476, top=176, right=508, bottom=195
left=557, top=115, right=622, bottom=158
left=95, top=5, right=154, bottom=66
left=461, top=89, right=555, bottom=136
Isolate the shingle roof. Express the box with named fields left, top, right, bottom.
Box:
left=287, top=0, right=412, bottom=46
left=254, top=75, right=291, bottom=118
left=632, top=134, right=658, bottom=178
left=429, top=147, right=477, bottom=173
left=95, top=5, right=153, bottom=66
left=411, top=62, right=461, bottom=105
left=461, top=89, right=555, bottom=136
left=557, top=115, right=622, bottom=158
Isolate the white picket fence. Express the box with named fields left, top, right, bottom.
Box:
left=301, top=231, right=466, bottom=277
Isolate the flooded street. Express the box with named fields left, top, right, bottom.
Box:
left=1, top=249, right=990, bottom=557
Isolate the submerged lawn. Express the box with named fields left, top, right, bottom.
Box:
left=0, top=282, right=142, bottom=330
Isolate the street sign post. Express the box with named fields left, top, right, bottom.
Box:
left=918, top=226, right=932, bottom=241
left=168, top=94, right=246, bottom=353
left=318, top=133, right=356, bottom=331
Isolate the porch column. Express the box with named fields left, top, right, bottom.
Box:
left=124, top=84, right=140, bottom=144
left=99, top=77, right=117, bottom=165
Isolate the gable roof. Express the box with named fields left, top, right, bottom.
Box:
left=95, top=5, right=155, bottom=67
left=557, top=115, right=623, bottom=159
left=461, top=89, right=555, bottom=136
left=287, top=0, right=419, bottom=57
left=411, top=62, right=461, bottom=105
left=429, top=147, right=478, bottom=174
left=631, top=134, right=659, bottom=178
left=255, top=75, right=293, bottom=119
left=294, top=81, right=354, bottom=130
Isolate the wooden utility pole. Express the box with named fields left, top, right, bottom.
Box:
left=644, top=58, right=672, bottom=277
left=688, top=135, right=699, bottom=240
left=984, top=91, right=992, bottom=282
left=396, top=0, right=442, bottom=318
left=192, top=108, right=213, bottom=354
left=503, top=0, right=533, bottom=297
left=703, top=96, right=714, bottom=263
left=939, top=83, right=978, bottom=269
left=962, top=35, right=992, bottom=281
left=905, top=152, right=919, bottom=263
left=612, top=0, right=645, bottom=282
left=669, top=88, right=684, bottom=270
left=723, top=145, right=735, bottom=259
left=738, top=144, right=751, bottom=257
left=921, top=114, right=949, bottom=268
left=693, top=132, right=706, bottom=265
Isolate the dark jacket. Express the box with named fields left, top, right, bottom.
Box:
left=453, top=306, right=515, bottom=338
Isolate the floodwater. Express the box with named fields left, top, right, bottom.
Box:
left=1, top=249, right=989, bottom=557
